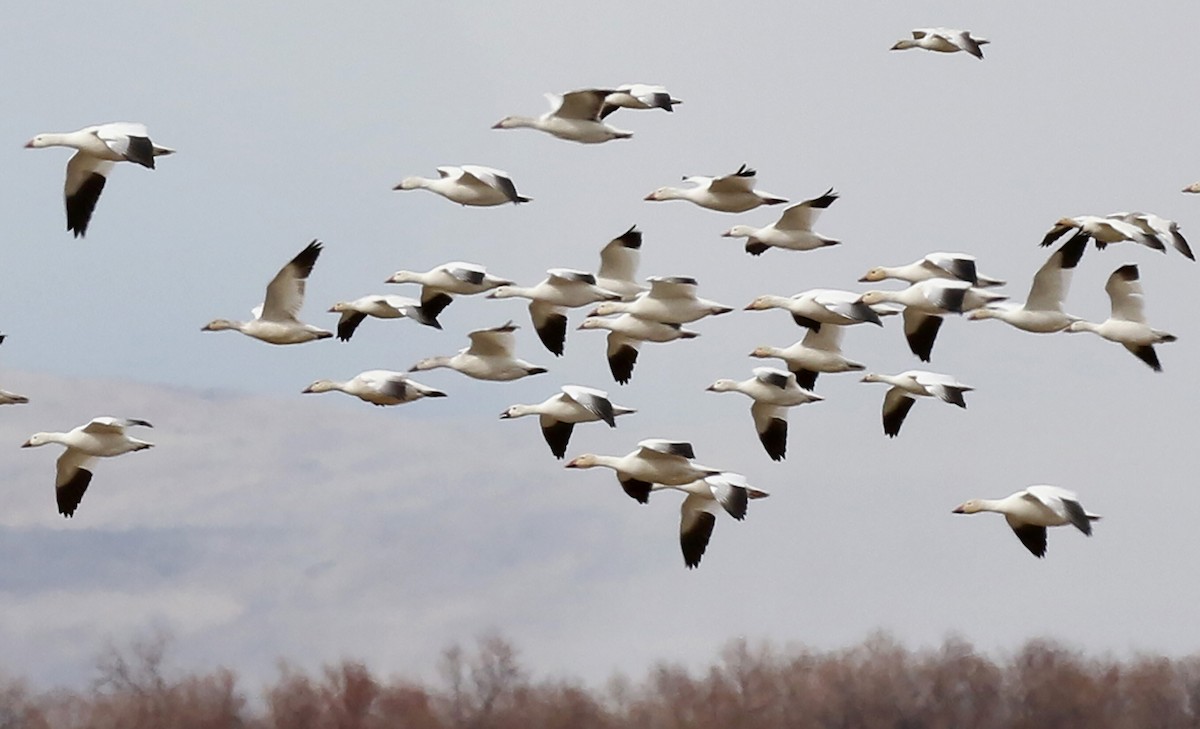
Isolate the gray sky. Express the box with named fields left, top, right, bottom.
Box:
left=2, top=0, right=1199, bottom=688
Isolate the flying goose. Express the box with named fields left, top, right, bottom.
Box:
left=721, top=188, right=841, bottom=255
left=966, top=233, right=1086, bottom=333
left=487, top=270, right=622, bottom=356
left=599, top=84, right=682, bottom=118
left=564, top=439, right=722, bottom=503
left=859, top=252, right=1005, bottom=288
left=1107, top=212, right=1194, bottom=260
left=385, top=261, right=513, bottom=320
left=21, top=417, right=153, bottom=518
left=328, top=295, right=440, bottom=341
left=745, top=289, right=883, bottom=331
left=0, top=336, right=29, bottom=405
left=589, top=276, right=733, bottom=324
left=858, top=281, right=1005, bottom=361
left=500, top=385, right=636, bottom=458
left=644, top=164, right=787, bottom=213
left=1183, top=182, right=1200, bottom=194
left=707, top=368, right=823, bottom=461
left=860, top=370, right=972, bottom=437
left=302, top=370, right=446, bottom=406
left=891, top=28, right=989, bottom=59
left=202, top=240, right=333, bottom=344
left=492, top=88, right=633, bottom=143
left=25, top=122, right=174, bottom=237
left=953, top=485, right=1100, bottom=558
left=658, top=472, right=768, bottom=569
left=577, top=315, right=700, bottom=384
left=595, top=226, right=646, bottom=301
left=749, top=326, right=865, bottom=390
left=410, top=321, right=547, bottom=381
left=393, top=165, right=530, bottom=206
left=1066, top=264, right=1177, bottom=371
left=1040, top=215, right=1163, bottom=255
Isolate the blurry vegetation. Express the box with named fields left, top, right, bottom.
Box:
left=5, top=631, right=1200, bottom=728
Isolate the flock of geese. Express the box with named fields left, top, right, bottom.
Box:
left=8, top=29, right=1193, bottom=566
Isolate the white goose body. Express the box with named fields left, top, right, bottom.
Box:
left=386, top=261, right=513, bottom=320
left=967, top=234, right=1086, bottom=333
left=22, top=417, right=154, bottom=518
left=25, top=122, right=174, bottom=237
left=1067, top=264, right=1177, bottom=371
left=393, top=165, right=529, bottom=206
left=302, top=370, right=446, bottom=406
left=589, top=276, right=732, bottom=324
left=860, top=280, right=1005, bottom=361
left=861, top=370, right=972, bottom=437
left=953, top=485, right=1100, bottom=558
left=577, top=315, right=699, bottom=384
left=328, top=295, right=439, bottom=341
left=749, top=325, right=865, bottom=390
left=745, top=289, right=883, bottom=330
left=655, top=472, right=768, bottom=569
left=564, top=439, right=723, bottom=502
left=891, top=28, right=989, bottom=59
left=645, top=164, right=787, bottom=213
left=721, top=188, right=840, bottom=255
left=859, top=251, right=1005, bottom=288
left=410, top=321, right=547, bottom=382
left=493, top=89, right=633, bottom=143
left=202, top=240, right=333, bottom=345
left=707, top=368, right=823, bottom=461
left=501, top=385, right=636, bottom=459
left=488, top=269, right=623, bottom=356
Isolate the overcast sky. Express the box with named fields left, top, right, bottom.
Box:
left=2, top=0, right=1199, bottom=689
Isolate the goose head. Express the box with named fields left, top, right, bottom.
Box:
left=856, top=291, right=890, bottom=306
left=706, top=379, right=740, bottom=393
left=748, top=346, right=776, bottom=358
left=492, top=116, right=531, bottom=130
left=743, top=296, right=778, bottom=311
left=588, top=302, right=622, bottom=317
left=644, top=187, right=680, bottom=202
left=952, top=499, right=985, bottom=514
left=392, top=177, right=426, bottom=191
left=201, top=319, right=241, bottom=332
left=385, top=270, right=416, bottom=284
left=722, top=226, right=756, bottom=238
left=499, top=404, right=534, bottom=419
left=302, top=380, right=338, bottom=394
left=20, top=433, right=51, bottom=448
left=860, top=373, right=886, bottom=384
left=858, top=267, right=889, bottom=283
left=564, top=454, right=599, bottom=469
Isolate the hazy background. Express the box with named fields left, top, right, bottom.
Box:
left=1, top=1, right=1197, bottom=688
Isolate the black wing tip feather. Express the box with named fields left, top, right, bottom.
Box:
left=793, top=369, right=819, bottom=390
left=541, top=420, right=575, bottom=459
left=759, top=418, right=788, bottom=461
left=1063, top=500, right=1093, bottom=536
left=123, top=136, right=155, bottom=168
left=337, top=312, right=366, bottom=342
left=745, top=241, right=770, bottom=256
left=734, top=164, right=755, bottom=177
left=1129, top=344, right=1162, bottom=372
left=809, top=189, right=839, bottom=209
left=791, top=314, right=822, bottom=330
left=907, top=316, right=944, bottom=362
left=615, top=226, right=642, bottom=249
left=536, top=313, right=568, bottom=357
left=66, top=173, right=108, bottom=238
left=682, top=511, right=717, bottom=569
left=1058, top=232, right=1088, bottom=270
left=1114, top=264, right=1139, bottom=281
left=621, top=478, right=652, bottom=504
left=291, top=240, right=324, bottom=277
left=609, top=345, right=638, bottom=384
left=421, top=293, right=455, bottom=320
left=1012, top=524, right=1048, bottom=558
left=57, top=468, right=94, bottom=518
left=883, top=397, right=916, bottom=438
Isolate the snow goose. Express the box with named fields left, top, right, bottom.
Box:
left=707, top=368, right=823, bottom=461
left=589, top=276, right=733, bottom=324
left=385, top=261, right=514, bottom=320
left=953, top=485, right=1100, bottom=558
left=410, top=321, right=547, bottom=381
left=393, top=165, right=530, bottom=206
left=564, top=439, right=722, bottom=503
left=749, top=325, right=865, bottom=390
left=1107, top=212, right=1194, bottom=261
left=577, top=315, right=699, bottom=384
left=744, top=289, right=883, bottom=331
left=202, top=240, right=333, bottom=345
left=21, top=417, right=153, bottom=518
left=1183, top=182, right=1200, bottom=194
left=600, top=84, right=682, bottom=117
left=25, top=122, right=174, bottom=237
left=595, top=226, right=646, bottom=301
left=500, top=385, right=636, bottom=458
left=0, top=336, right=29, bottom=405
left=859, top=281, right=1006, bottom=361
left=891, top=28, right=989, bottom=59
left=1040, top=216, right=1163, bottom=255
left=644, top=164, right=787, bottom=213
left=302, top=370, right=446, bottom=406
left=328, top=295, right=440, bottom=341
left=859, top=252, right=1005, bottom=288
left=487, top=270, right=622, bottom=356
left=657, top=472, right=768, bottom=569
left=492, top=88, right=633, bottom=144
left=966, top=233, right=1086, bottom=333
left=721, top=188, right=841, bottom=255
left=1067, top=264, right=1177, bottom=371
left=860, top=370, right=972, bottom=437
